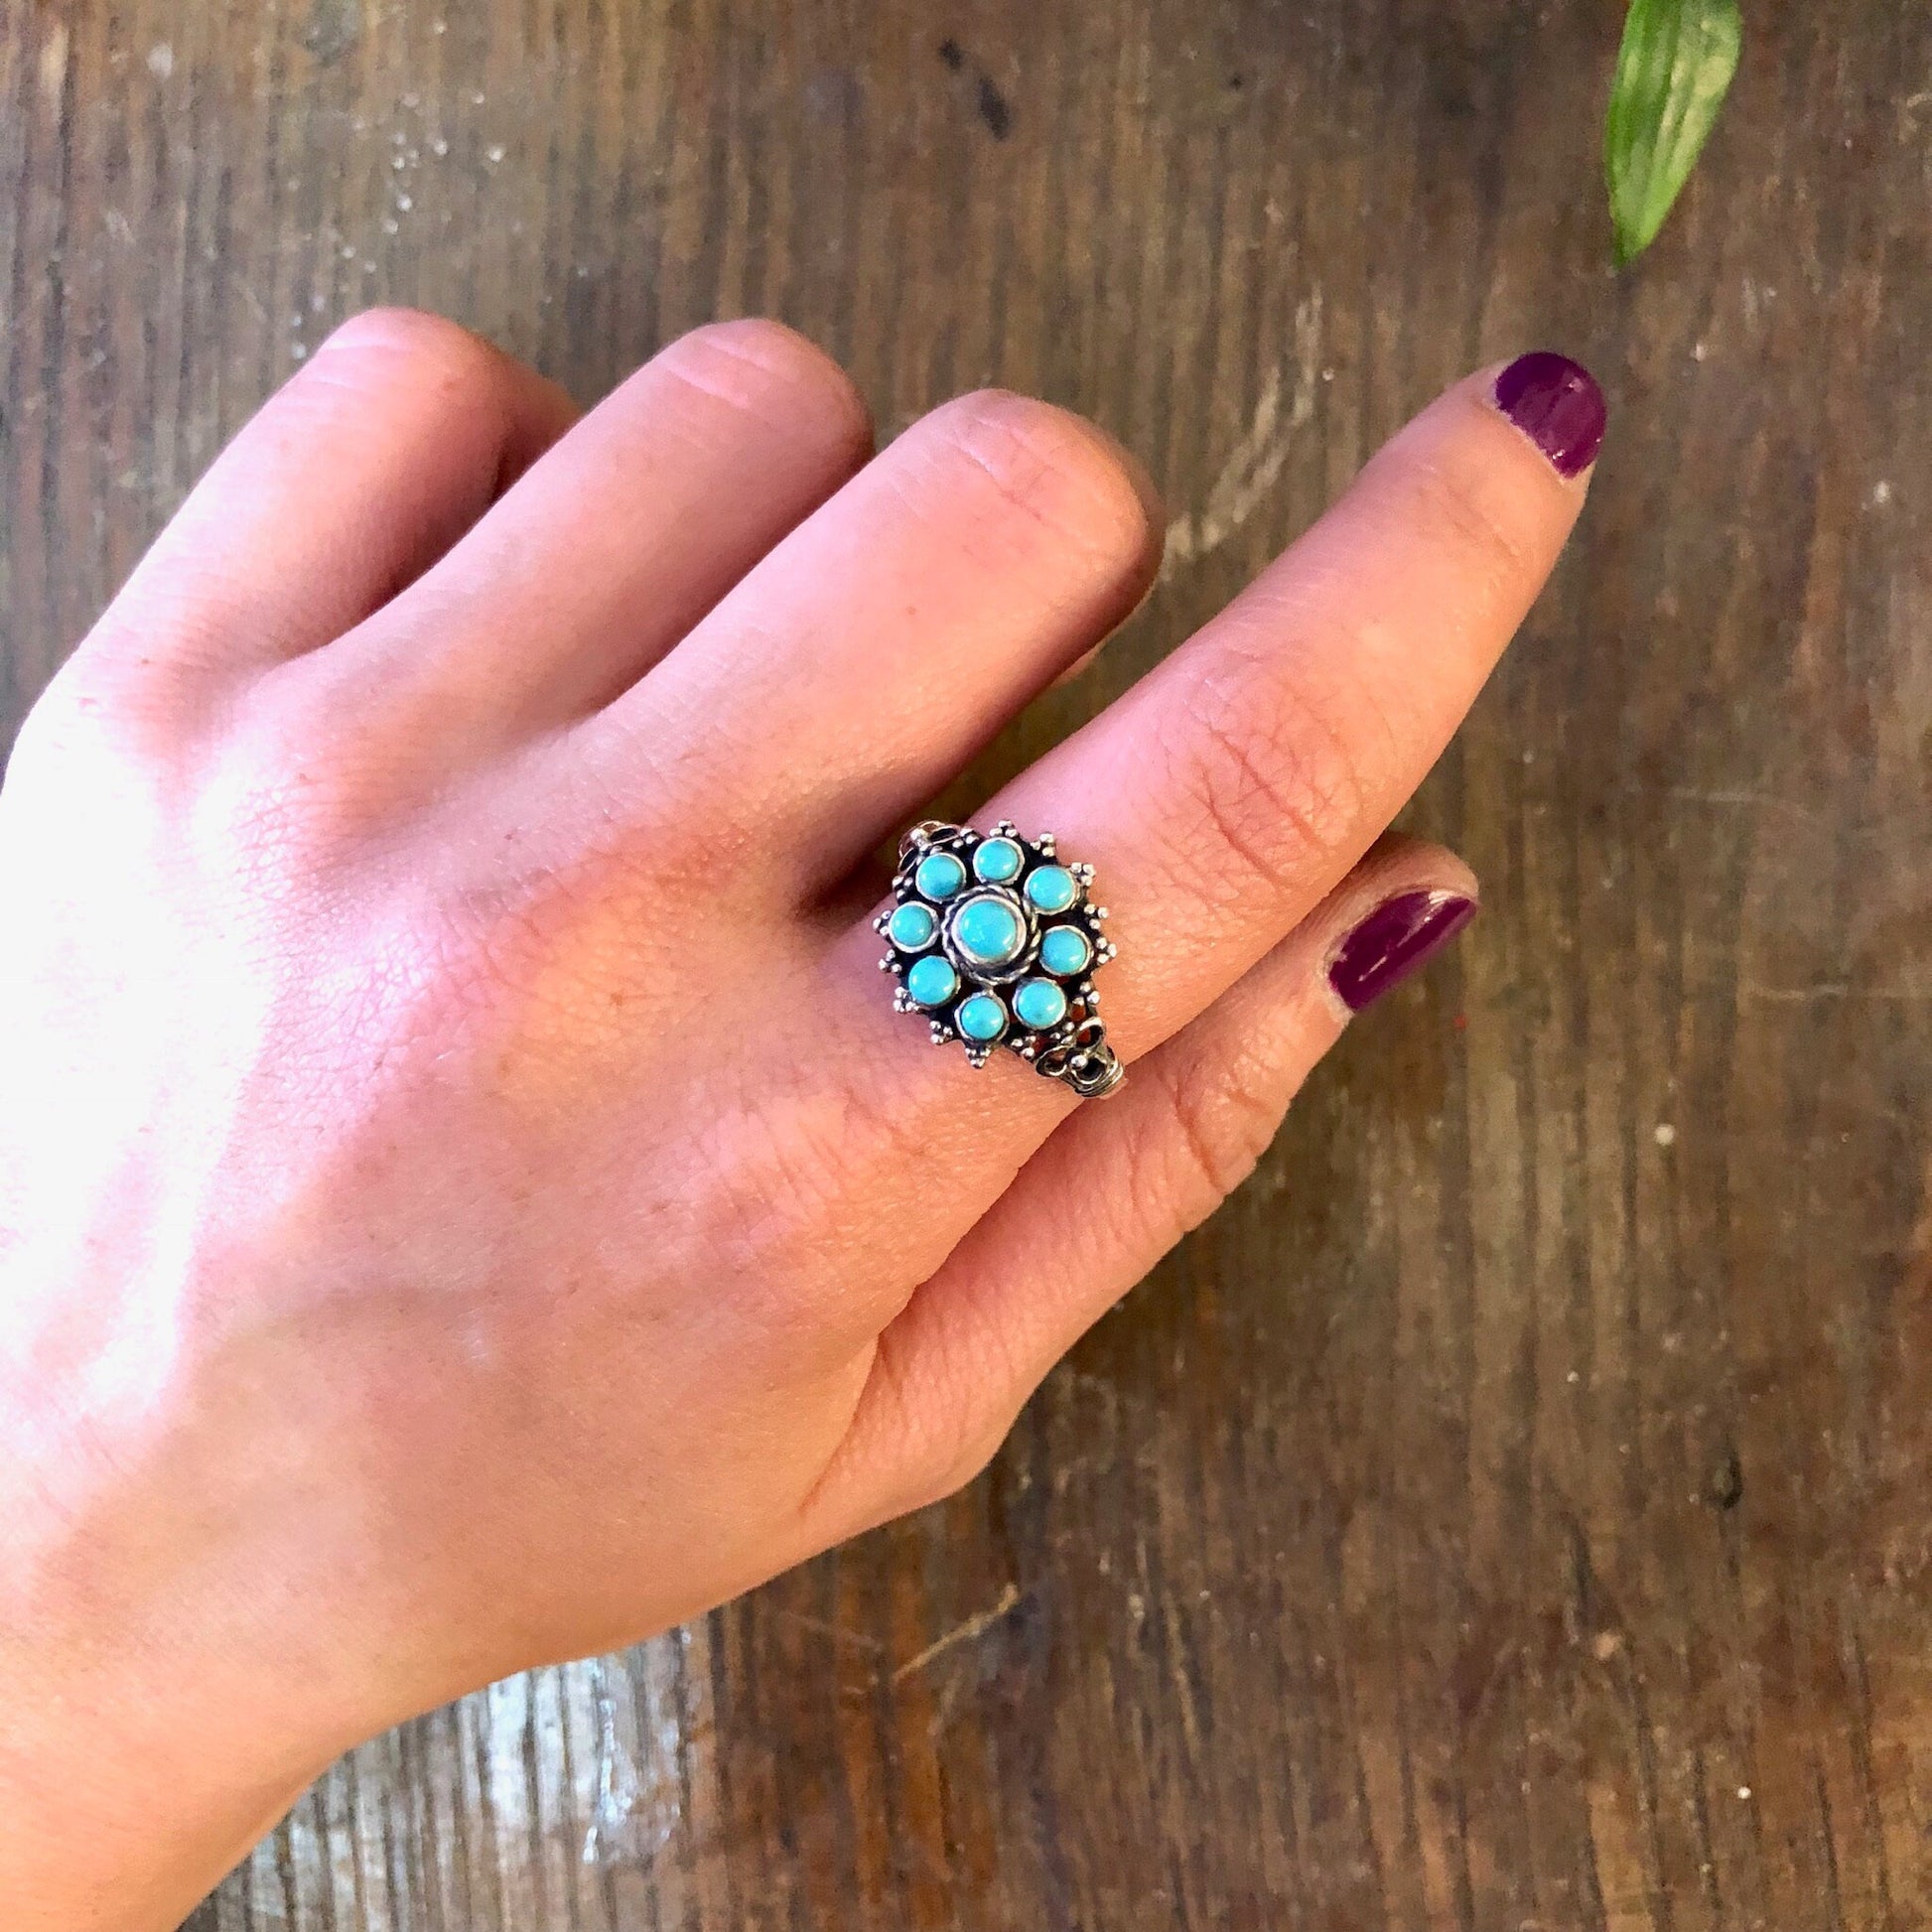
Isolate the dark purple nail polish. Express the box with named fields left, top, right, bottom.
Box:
left=1328, top=891, right=1477, bottom=1013
left=1492, top=352, right=1606, bottom=479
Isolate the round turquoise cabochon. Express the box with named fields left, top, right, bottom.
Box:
left=906, top=955, right=960, bottom=1007
left=915, top=851, right=968, bottom=900
left=1025, top=865, right=1077, bottom=913
left=888, top=901, right=938, bottom=950
left=957, top=992, right=1008, bottom=1041
left=1038, top=924, right=1091, bottom=976
left=950, top=893, right=1026, bottom=967
left=973, top=837, right=1024, bottom=883
left=1013, top=978, right=1068, bottom=1031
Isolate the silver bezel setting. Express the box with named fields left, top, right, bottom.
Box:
left=876, top=819, right=1124, bottom=1098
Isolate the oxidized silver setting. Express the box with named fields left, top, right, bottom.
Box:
left=877, top=819, right=1124, bottom=1099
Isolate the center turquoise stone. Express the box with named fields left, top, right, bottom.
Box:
left=949, top=892, right=1027, bottom=968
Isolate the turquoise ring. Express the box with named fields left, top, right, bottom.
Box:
left=877, top=819, right=1124, bottom=1098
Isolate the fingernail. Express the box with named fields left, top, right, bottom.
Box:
left=1492, top=352, right=1606, bottom=479
left=1328, top=890, right=1477, bottom=1013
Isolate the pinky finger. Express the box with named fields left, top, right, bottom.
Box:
left=806, top=836, right=1480, bottom=1531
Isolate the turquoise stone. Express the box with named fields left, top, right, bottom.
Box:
left=973, top=836, right=1024, bottom=883
left=1013, top=977, right=1068, bottom=1031
left=1038, top=924, right=1092, bottom=977
left=1025, top=865, right=1077, bottom=913
left=888, top=901, right=938, bottom=951
left=905, top=955, right=959, bottom=1008
left=956, top=992, right=1008, bottom=1041
left=914, top=851, right=967, bottom=901
left=949, top=893, right=1026, bottom=968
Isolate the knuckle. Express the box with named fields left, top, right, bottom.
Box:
left=656, top=319, right=872, bottom=457
left=1161, top=649, right=1371, bottom=910
left=200, top=705, right=415, bottom=869
left=924, top=389, right=1156, bottom=575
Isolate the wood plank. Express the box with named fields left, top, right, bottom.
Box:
left=2, top=0, right=1926, bottom=1925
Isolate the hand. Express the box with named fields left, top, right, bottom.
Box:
left=0, top=315, right=1600, bottom=1929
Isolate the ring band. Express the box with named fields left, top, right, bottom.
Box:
left=877, top=819, right=1125, bottom=1099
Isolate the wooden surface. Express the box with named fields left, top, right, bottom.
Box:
left=5, top=2, right=1929, bottom=1926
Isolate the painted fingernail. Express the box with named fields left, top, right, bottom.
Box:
left=1328, top=890, right=1477, bottom=1013
left=1492, top=352, right=1606, bottom=479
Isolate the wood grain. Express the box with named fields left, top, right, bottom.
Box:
left=3, top=1, right=1928, bottom=1925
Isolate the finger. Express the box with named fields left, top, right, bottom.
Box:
left=808, top=838, right=1477, bottom=1527
left=768, top=355, right=1592, bottom=1348
left=307, top=320, right=874, bottom=752
left=577, top=389, right=1162, bottom=894
left=818, top=355, right=1598, bottom=1216
left=988, top=354, right=1598, bottom=1062
left=79, top=309, right=578, bottom=705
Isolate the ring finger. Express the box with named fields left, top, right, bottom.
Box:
left=814, top=353, right=1603, bottom=1277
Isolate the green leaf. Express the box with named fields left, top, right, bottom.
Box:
left=1604, top=0, right=1741, bottom=265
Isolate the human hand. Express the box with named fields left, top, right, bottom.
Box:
left=0, top=315, right=1601, bottom=1928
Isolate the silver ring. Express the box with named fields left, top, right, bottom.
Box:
left=876, top=819, right=1125, bottom=1100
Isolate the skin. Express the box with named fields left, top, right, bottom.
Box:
left=0, top=311, right=1591, bottom=1930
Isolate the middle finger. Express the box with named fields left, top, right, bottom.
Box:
left=577, top=389, right=1162, bottom=891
